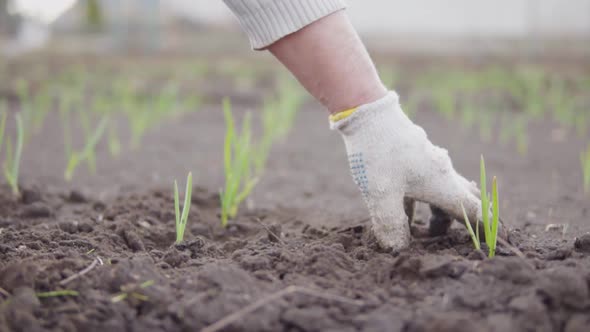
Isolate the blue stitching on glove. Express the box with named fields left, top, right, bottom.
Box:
left=348, top=152, right=369, bottom=197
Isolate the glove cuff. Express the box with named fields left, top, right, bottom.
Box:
left=330, top=91, right=401, bottom=135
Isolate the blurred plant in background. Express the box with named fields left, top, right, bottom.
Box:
left=85, top=0, right=103, bottom=31
left=0, top=55, right=587, bottom=193
left=581, top=144, right=590, bottom=194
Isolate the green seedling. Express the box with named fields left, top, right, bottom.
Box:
left=256, top=98, right=276, bottom=174
left=459, top=103, right=476, bottom=129
left=79, top=111, right=99, bottom=173
left=36, top=290, right=79, bottom=298
left=402, top=92, right=424, bottom=119
left=181, top=95, right=201, bottom=114
left=174, top=172, right=193, bottom=244
left=64, top=117, right=108, bottom=181
left=124, top=85, right=180, bottom=149
left=255, top=76, right=305, bottom=173
left=378, top=65, right=397, bottom=90
left=581, top=144, right=590, bottom=193
left=0, top=103, right=7, bottom=152
left=548, top=78, right=576, bottom=128
left=60, top=95, right=74, bottom=165
left=30, top=87, right=52, bottom=133
left=3, top=113, right=24, bottom=196
left=462, top=155, right=501, bottom=258
left=575, top=111, right=588, bottom=138
left=274, top=75, right=305, bottom=138
left=477, top=111, right=494, bottom=142
left=461, top=203, right=480, bottom=251
left=432, top=88, right=456, bottom=119
left=220, top=98, right=258, bottom=227
left=111, top=280, right=154, bottom=303
left=499, top=114, right=529, bottom=155
left=15, top=79, right=29, bottom=101
left=15, top=79, right=35, bottom=142
left=108, top=122, right=121, bottom=157
left=517, top=67, right=546, bottom=117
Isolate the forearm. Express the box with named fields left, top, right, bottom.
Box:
left=267, top=12, right=386, bottom=114
left=223, top=0, right=385, bottom=113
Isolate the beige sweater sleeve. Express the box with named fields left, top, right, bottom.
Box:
left=223, top=0, right=347, bottom=50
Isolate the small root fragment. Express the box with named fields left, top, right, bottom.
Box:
left=202, top=285, right=363, bottom=332
left=59, top=256, right=103, bottom=286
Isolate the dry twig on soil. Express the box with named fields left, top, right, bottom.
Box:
left=202, top=285, right=364, bottom=332
left=59, top=256, right=103, bottom=286
left=0, top=287, right=10, bottom=298
left=254, top=217, right=284, bottom=245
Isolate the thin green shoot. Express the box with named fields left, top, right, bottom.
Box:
left=274, top=75, right=305, bottom=138
left=124, top=87, right=178, bottom=149
left=60, top=95, right=73, bottom=161
left=0, top=103, right=7, bottom=153
left=79, top=111, right=101, bottom=173
left=36, top=290, right=79, bottom=298
left=108, top=122, right=121, bottom=157
left=401, top=92, right=423, bottom=119
left=480, top=155, right=490, bottom=247
left=490, top=176, right=500, bottom=257
left=31, top=87, right=52, bottom=133
left=255, top=76, right=305, bottom=174
left=378, top=65, right=397, bottom=89
left=256, top=98, right=278, bottom=174
left=64, top=117, right=108, bottom=181
left=478, top=110, right=494, bottom=142
left=459, top=103, right=476, bottom=129
left=463, top=156, right=501, bottom=258
left=581, top=144, right=590, bottom=193
left=461, top=203, right=480, bottom=251
left=220, top=98, right=258, bottom=227
left=111, top=280, right=154, bottom=303
left=3, top=113, right=24, bottom=196
left=174, top=172, right=193, bottom=244
left=432, top=88, right=456, bottom=119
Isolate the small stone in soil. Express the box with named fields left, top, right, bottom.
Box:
left=68, top=190, right=87, bottom=203
left=467, top=250, right=486, bottom=260
left=543, top=246, right=572, bottom=260
left=117, top=227, right=145, bottom=251
left=12, top=287, right=40, bottom=309
left=565, top=314, right=590, bottom=332
left=20, top=189, right=42, bottom=205
left=163, top=249, right=188, bottom=268
left=267, top=224, right=282, bottom=243
left=78, top=222, right=94, bottom=233
left=92, top=201, right=106, bottom=212
left=59, top=221, right=78, bottom=234
left=20, top=202, right=52, bottom=219
left=574, top=233, right=590, bottom=253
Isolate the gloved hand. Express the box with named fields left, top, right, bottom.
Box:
left=331, top=91, right=497, bottom=251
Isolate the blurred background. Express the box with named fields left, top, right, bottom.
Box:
left=0, top=0, right=588, bottom=229
left=1, top=0, right=590, bottom=56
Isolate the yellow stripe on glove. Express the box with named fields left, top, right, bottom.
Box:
left=329, top=107, right=358, bottom=122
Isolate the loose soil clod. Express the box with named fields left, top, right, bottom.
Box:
left=574, top=234, right=590, bottom=253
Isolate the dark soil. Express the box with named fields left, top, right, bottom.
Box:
left=0, top=184, right=589, bottom=332
left=1, top=55, right=589, bottom=331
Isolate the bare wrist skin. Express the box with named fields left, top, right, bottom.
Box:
left=268, top=11, right=387, bottom=114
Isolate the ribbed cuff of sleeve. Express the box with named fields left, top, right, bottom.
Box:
left=224, top=0, right=347, bottom=50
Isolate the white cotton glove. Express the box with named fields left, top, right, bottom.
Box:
left=331, top=92, right=484, bottom=251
